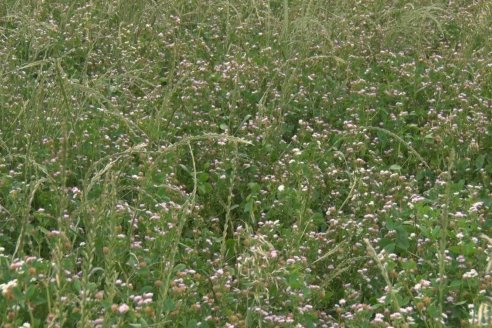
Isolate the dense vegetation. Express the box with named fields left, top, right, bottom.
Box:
left=1, top=0, right=491, bottom=327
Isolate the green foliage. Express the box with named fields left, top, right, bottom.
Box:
left=0, top=0, right=491, bottom=326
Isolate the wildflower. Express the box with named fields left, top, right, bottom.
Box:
left=118, top=303, right=130, bottom=314
left=10, top=260, right=25, bottom=270
left=469, top=202, right=484, bottom=213
left=0, top=279, right=17, bottom=296
left=390, top=312, right=402, bottom=320
left=463, top=269, right=478, bottom=279
left=372, top=313, right=385, bottom=323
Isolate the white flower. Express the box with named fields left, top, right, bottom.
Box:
left=118, top=303, right=130, bottom=314
left=278, top=184, right=285, bottom=192
left=463, top=269, right=478, bottom=279
left=469, top=202, right=484, bottom=213
left=390, top=312, right=402, bottom=320
left=421, top=279, right=431, bottom=287
left=372, top=313, right=385, bottom=323
left=0, top=279, right=17, bottom=295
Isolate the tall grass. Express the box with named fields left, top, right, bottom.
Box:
left=0, top=0, right=491, bottom=327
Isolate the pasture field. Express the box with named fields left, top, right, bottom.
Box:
left=0, top=0, right=491, bottom=327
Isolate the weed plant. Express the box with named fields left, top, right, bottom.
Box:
left=0, top=0, right=491, bottom=327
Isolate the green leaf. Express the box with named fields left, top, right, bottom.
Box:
left=174, top=263, right=186, bottom=273
left=248, top=182, right=260, bottom=193
left=476, top=154, right=486, bottom=170
left=244, top=200, right=254, bottom=213
left=179, top=164, right=190, bottom=174
left=305, top=317, right=315, bottom=328
left=198, top=172, right=209, bottom=182
left=163, top=298, right=175, bottom=311
left=25, top=285, right=36, bottom=299
left=198, top=184, right=205, bottom=194
left=389, top=164, right=402, bottom=171
left=397, top=295, right=410, bottom=306
left=288, top=272, right=303, bottom=289
left=13, top=287, right=25, bottom=302
left=402, top=259, right=416, bottom=270
left=427, top=303, right=440, bottom=318
left=450, top=245, right=461, bottom=254
left=380, top=239, right=396, bottom=253
left=463, top=242, right=476, bottom=256
left=396, top=230, right=409, bottom=250
left=321, top=290, right=333, bottom=304
left=385, top=219, right=396, bottom=230
left=225, top=239, right=236, bottom=258
left=73, top=279, right=81, bottom=292
left=449, top=280, right=462, bottom=289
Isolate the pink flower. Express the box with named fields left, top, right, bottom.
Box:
left=118, top=303, right=130, bottom=314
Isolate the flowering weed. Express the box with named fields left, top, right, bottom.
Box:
left=0, top=0, right=491, bottom=327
